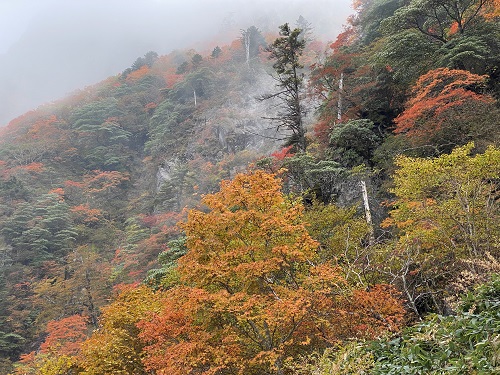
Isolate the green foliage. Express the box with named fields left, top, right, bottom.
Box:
left=370, top=275, right=500, bottom=374
left=373, top=30, right=438, bottom=85
left=303, top=201, right=372, bottom=283
left=265, top=23, right=307, bottom=152
left=191, top=53, right=203, bottom=66
left=169, top=67, right=215, bottom=102
left=240, top=25, right=267, bottom=60
left=146, top=100, right=185, bottom=157
left=287, top=342, right=374, bottom=375
left=69, top=98, right=132, bottom=170
left=176, top=61, right=189, bottom=74
left=144, top=237, right=187, bottom=289
left=301, top=275, right=500, bottom=374
left=374, top=0, right=499, bottom=89
left=330, top=119, right=380, bottom=168
left=1, top=8, right=499, bottom=372
left=0, top=176, right=30, bottom=203
left=283, top=153, right=345, bottom=203
left=122, top=51, right=158, bottom=78
left=354, top=0, right=405, bottom=46
left=381, top=143, right=500, bottom=314
left=372, top=134, right=410, bottom=171
left=146, top=68, right=216, bottom=158
left=211, top=46, right=222, bottom=58
left=0, top=331, right=25, bottom=357
left=1, top=194, right=77, bottom=264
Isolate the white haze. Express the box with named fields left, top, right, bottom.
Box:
left=0, top=0, right=353, bottom=126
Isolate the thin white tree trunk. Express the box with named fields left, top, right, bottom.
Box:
left=337, top=72, right=343, bottom=120
left=361, top=179, right=375, bottom=246
left=244, top=34, right=250, bottom=67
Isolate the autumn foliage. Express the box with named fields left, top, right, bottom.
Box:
left=0, top=10, right=498, bottom=374
left=40, top=315, right=88, bottom=356
left=138, top=171, right=404, bottom=375
left=394, top=68, right=497, bottom=152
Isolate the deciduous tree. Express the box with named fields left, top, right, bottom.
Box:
left=380, top=143, right=500, bottom=315
left=394, top=68, right=498, bottom=154
left=79, top=285, right=162, bottom=375
left=139, top=171, right=404, bottom=375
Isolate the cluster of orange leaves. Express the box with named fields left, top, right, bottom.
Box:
left=81, top=170, right=130, bottom=193
left=70, top=204, right=103, bottom=224
left=125, top=65, right=150, bottom=82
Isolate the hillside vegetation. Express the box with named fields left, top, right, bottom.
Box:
left=0, top=0, right=499, bottom=373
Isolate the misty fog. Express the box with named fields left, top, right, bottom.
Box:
left=0, top=0, right=352, bottom=127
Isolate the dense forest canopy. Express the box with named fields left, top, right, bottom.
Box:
left=0, top=0, right=498, bottom=373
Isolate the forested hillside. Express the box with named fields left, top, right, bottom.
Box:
left=0, top=0, right=499, bottom=373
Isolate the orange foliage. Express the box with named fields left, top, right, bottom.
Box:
left=125, top=65, right=150, bottom=82
left=330, top=27, right=357, bottom=51
left=448, top=21, right=460, bottom=36
left=138, top=171, right=404, bottom=375
left=83, top=170, right=129, bottom=193
left=48, top=187, right=65, bottom=197
left=25, top=115, right=59, bottom=139
left=40, top=314, right=88, bottom=356
left=350, top=284, right=405, bottom=336
left=64, top=179, right=84, bottom=188
left=19, top=351, right=36, bottom=364
left=483, top=0, right=500, bottom=18
left=20, top=162, right=44, bottom=173
left=2, top=162, right=45, bottom=180
left=229, top=38, right=243, bottom=52
left=71, top=204, right=103, bottom=224
left=163, top=67, right=184, bottom=88
left=1, top=110, right=42, bottom=143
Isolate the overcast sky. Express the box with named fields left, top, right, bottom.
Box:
left=0, top=0, right=353, bottom=126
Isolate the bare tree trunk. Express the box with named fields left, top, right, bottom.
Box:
left=337, top=72, right=343, bottom=120
left=244, top=33, right=250, bottom=67
left=361, top=180, right=375, bottom=246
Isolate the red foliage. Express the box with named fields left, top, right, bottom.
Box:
left=394, top=68, right=494, bottom=139
left=19, top=351, right=36, bottom=364
left=313, top=118, right=334, bottom=150
left=271, top=145, right=295, bottom=161
left=330, top=27, right=357, bottom=51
